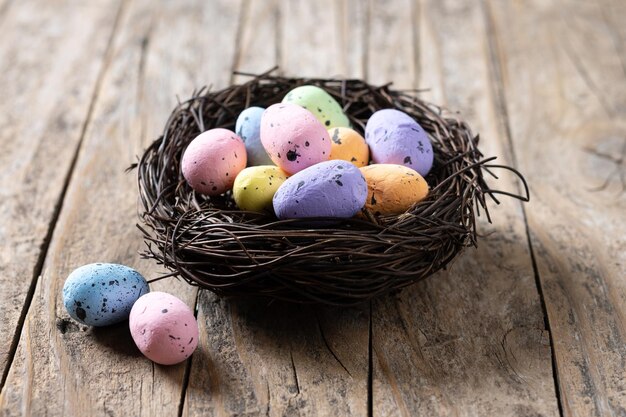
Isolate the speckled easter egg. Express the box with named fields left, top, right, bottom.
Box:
left=273, top=160, right=367, bottom=219
left=365, top=109, right=434, bottom=176
left=360, top=164, right=429, bottom=215
left=129, top=292, right=199, bottom=366
left=235, top=106, right=274, bottom=166
left=328, top=127, right=370, bottom=167
left=232, top=165, right=289, bottom=212
left=181, top=128, right=247, bottom=195
left=260, top=103, right=331, bottom=174
left=62, top=263, right=149, bottom=327
left=282, top=85, right=351, bottom=129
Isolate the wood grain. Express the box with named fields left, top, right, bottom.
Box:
left=369, top=0, right=559, bottom=415
left=182, top=1, right=370, bottom=415
left=367, top=0, right=418, bottom=89
left=279, top=0, right=345, bottom=78
left=1, top=0, right=623, bottom=415
left=0, top=0, right=122, bottom=383
left=231, top=0, right=280, bottom=84
left=0, top=0, right=230, bottom=414
left=486, top=0, right=626, bottom=415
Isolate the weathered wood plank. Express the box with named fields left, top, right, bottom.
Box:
left=279, top=0, right=346, bottom=78
left=185, top=298, right=370, bottom=416
left=0, top=0, right=239, bottom=414
left=0, top=0, right=122, bottom=383
left=369, top=0, right=559, bottom=415
left=0, top=0, right=13, bottom=23
left=182, top=1, right=370, bottom=416
left=367, top=0, right=418, bottom=89
left=338, top=0, right=368, bottom=80
left=231, top=0, right=280, bottom=84
left=486, top=0, right=626, bottom=415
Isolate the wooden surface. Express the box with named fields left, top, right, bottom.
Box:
left=0, top=0, right=624, bottom=416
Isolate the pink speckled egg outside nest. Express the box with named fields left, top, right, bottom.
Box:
left=129, top=292, right=199, bottom=365
left=260, top=103, right=331, bottom=174
left=181, top=128, right=247, bottom=195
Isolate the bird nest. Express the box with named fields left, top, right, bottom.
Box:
left=136, top=69, right=528, bottom=306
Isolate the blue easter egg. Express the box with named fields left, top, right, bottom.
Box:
left=235, top=106, right=274, bottom=166
left=62, top=263, right=150, bottom=327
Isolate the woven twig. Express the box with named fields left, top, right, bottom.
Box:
left=136, top=69, right=529, bottom=306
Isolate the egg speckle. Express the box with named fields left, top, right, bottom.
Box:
left=62, top=263, right=149, bottom=327
left=129, top=292, right=199, bottom=365
left=181, top=128, right=247, bottom=195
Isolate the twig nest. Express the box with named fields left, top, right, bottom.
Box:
left=136, top=71, right=528, bottom=305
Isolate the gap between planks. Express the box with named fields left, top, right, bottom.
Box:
left=0, top=0, right=130, bottom=395
left=480, top=0, right=564, bottom=415
left=177, top=289, right=200, bottom=417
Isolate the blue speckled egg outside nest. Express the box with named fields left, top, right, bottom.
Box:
left=62, top=263, right=150, bottom=327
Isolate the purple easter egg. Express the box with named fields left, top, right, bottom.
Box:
left=366, top=109, right=416, bottom=133
left=273, top=160, right=368, bottom=219
left=365, top=109, right=434, bottom=176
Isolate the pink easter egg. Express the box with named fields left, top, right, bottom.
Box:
left=129, top=292, right=199, bottom=365
left=181, top=128, right=247, bottom=195
left=260, top=103, right=330, bottom=174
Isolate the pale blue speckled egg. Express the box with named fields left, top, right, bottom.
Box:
left=235, top=107, right=274, bottom=166
left=62, top=263, right=150, bottom=327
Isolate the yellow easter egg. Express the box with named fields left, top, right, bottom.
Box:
left=328, top=127, right=370, bottom=167
left=359, top=164, right=429, bottom=215
left=233, top=166, right=289, bottom=212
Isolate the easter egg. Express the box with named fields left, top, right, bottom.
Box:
left=62, top=263, right=149, bottom=327
left=181, top=128, right=247, bottom=195
left=233, top=165, right=289, bottom=212
left=328, top=127, right=370, bottom=167
left=365, top=109, right=434, bottom=176
left=260, top=103, right=331, bottom=174
left=366, top=108, right=416, bottom=132
left=129, top=292, right=199, bottom=366
left=282, top=85, right=350, bottom=129
left=273, top=160, right=367, bottom=219
left=235, top=106, right=274, bottom=166
left=360, top=164, right=429, bottom=216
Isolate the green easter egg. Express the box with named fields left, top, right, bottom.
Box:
left=282, top=85, right=350, bottom=129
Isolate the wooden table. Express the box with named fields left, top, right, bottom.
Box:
left=1, top=0, right=624, bottom=416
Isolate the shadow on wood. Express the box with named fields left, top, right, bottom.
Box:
left=91, top=321, right=142, bottom=359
